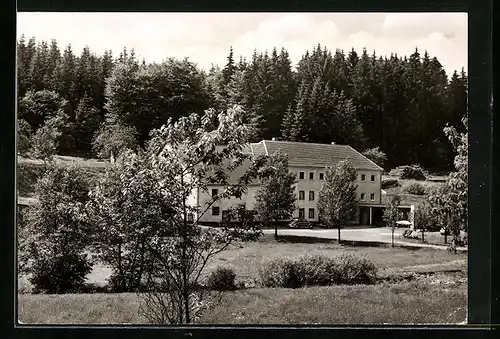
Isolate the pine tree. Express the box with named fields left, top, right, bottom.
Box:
left=29, top=41, right=50, bottom=92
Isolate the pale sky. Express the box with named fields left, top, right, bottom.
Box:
left=17, top=12, right=467, bottom=77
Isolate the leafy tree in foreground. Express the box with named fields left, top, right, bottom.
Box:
left=428, top=117, right=468, bottom=250
left=254, top=151, right=297, bottom=238
left=383, top=193, right=402, bottom=248
left=89, top=105, right=266, bottom=323
left=137, top=105, right=267, bottom=324
left=317, top=159, right=358, bottom=243
left=86, top=150, right=172, bottom=292
left=18, top=163, right=92, bottom=293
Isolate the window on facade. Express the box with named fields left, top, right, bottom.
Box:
left=237, top=203, right=246, bottom=211
left=319, top=173, right=324, bottom=180
left=211, top=188, right=218, bottom=197
left=309, top=191, right=315, bottom=201
left=360, top=193, right=365, bottom=201
left=308, top=208, right=315, bottom=219
left=371, top=174, right=376, bottom=182
left=212, top=206, right=220, bottom=216
left=299, top=172, right=305, bottom=179
left=299, top=208, right=305, bottom=219
left=309, top=172, right=314, bottom=180
left=370, top=193, right=375, bottom=201
left=361, top=174, right=366, bottom=182
left=187, top=213, right=194, bottom=222
left=298, top=190, right=305, bottom=200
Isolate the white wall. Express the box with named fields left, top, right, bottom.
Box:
left=190, top=166, right=382, bottom=224
left=197, top=185, right=260, bottom=223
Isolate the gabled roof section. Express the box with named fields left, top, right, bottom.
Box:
left=249, top=140, right=267, bottom=156
left=251, top=140, right=384, bottom=171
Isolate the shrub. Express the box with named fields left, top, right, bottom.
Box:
left=28, top=253, right=92, bottom=294
left=259, top=254, right=377, bottom=288
left=206, top=267, right=236, bottom=291
left=334, top=254, right=378, bottom=285
left=294, top=254, right=338, bottom=287
left=19, top=163, right=93, bottom=294
left=413, top=201, right=441, bottom=231
left=259, top=258, right=297, bottom=288
left=401, top=181, right=426, bottom=195
left=389, top=165, right=427, bottom=181
left=381, top=178, right=400, bottom=189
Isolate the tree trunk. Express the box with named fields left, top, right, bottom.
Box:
left=391, top=226, right=395, bottom=248
left=422, top=227, right=425, bottom=243
left=117, top=242, right=126, bottom=292
left=181, top=174, right=191, bottom=324
left=274, top=220, right=278, bottom=238
left=338, top=224, right=341, bottom=244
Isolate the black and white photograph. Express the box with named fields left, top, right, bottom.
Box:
left=16, top=12, right=468, bottom=325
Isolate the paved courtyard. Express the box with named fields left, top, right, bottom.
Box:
left=263, top=226, right=467, bottom=251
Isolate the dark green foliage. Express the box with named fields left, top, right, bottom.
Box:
left=18, top=119, right=32, bottom=155
left=401, top=182, right=426, bottom=195
left=16, top=37, right=466, bottom=169
left=17, top=162, right=45, bottom=197
left=206, top=267, right=236, bottom=291
left=317, top=160, right=358, bottom=236
left=28, top=253, right=92, bottom=294
left=92, top=123, right=138, bottom=160
left=414, top=200, right=441, bottom=232
left=18, top=90, right=69, bottom=131
left=389, top=165, right=427, bottom=180
left=254, top=151, right=297, bottom=237
left=259, top=254, right=377, bottom=288
left=19, top=163, right=93, bottom=294
left=381, top=178, right=400, bottom=189
left=362, top=147, right=387, bottom=168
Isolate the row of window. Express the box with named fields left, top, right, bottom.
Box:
left=211, top=206, right=317, bottom=219
left=298, top=190, right=376, bottom=201
left=297, top=172, right=378, bottom=182
left=298, top=172, right=325, bottom=180
left=298, top=190, right=315, bottom=200
left=299, top=208, right=315, bottom=219
left=361, top=193, right=376, bottom=201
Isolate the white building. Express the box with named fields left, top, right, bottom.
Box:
left=191, top=140, right=386, bottom=226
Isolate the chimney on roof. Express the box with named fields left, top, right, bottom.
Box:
left=272, top=137, right=276, bottom=141
left=331, top=142, right=336, bottom=145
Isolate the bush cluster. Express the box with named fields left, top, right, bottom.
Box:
left=259, top=254, right=377, bottom=288
left=401, top=181, right=426, bottom=195
left=206, top=267, right=236, bottom=291
left=17, top=162, right=45, bottom=197
left=389, top=165, right=427, bottom=181
left=381, top=178, right=400, bottom=189
left=28, top=253, right=92, bottom=294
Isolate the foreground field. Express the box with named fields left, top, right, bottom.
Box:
left=18, top=234, right=467, bottom=292
left=18, top=279, right=466, bottom=324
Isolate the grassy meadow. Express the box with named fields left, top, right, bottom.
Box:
left=18, top=235, right=467, bottom=325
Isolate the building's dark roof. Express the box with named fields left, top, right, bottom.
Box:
left=250, top=140, right=383, bottom=171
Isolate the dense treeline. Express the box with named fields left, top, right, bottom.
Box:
left=17, top=36, right=467, bottom=170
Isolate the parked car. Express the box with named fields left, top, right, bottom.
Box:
left=288, top=217, right=312, bottom=229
